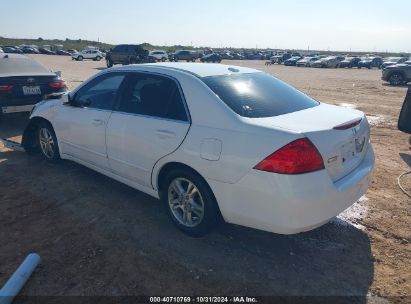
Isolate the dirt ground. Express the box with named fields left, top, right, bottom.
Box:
left=0, top=55, right=410, bottom=303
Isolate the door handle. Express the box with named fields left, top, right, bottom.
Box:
left=92, top=119, right=105, bottom=126
left=155, top=130, right=176, bottom=139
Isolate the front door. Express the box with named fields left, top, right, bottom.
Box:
left=55, top=73, right=126, bottom=169
left=106, top=72, right=190, bottom=188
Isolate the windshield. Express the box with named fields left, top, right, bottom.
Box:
left=202, top=73, right=319, bottom=118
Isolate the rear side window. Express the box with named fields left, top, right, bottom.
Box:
left=117, top=73, right=188, bottom=121
left=202, top=73, right=319, bottom=118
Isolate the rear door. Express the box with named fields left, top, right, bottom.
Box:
left=54, top=73, right=126, bottom=169
left=106, top=72, right=190, bottom=188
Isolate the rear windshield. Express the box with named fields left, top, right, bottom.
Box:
left=0, top=55, right=51, bottom=75
left=202, top=72, right=319, bottom=118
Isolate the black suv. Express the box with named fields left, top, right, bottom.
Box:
left=106, top=44, right=154, bottom=67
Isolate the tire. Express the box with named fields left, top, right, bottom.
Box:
left=389, top=73, right=404, bottom=86
left=95, top=56, right=101, bottom=61
left=106, top=58, right=113, bottom=68
left=161, top=57, right=166, bottom=62
left=77, top=56, right=83, bottom=61
left=161, top=169, right=221, bottom=237
left=37, top=122, right=60, bottom=163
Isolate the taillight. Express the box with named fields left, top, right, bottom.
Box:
left=254, top=138, right=325, bottom=174
left=48, top=79, right=66, bottom=89
left=333, top=118, right=362, bottom=130
left=0, top=85, right=14, bottom=91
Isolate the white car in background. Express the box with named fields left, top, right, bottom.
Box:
left=22, top=63, right=375, bottom=236
left=149, top=50, right=168, bottom=62
left=72, top=50, right=104, bottom=61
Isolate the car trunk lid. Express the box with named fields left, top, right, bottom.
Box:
left=247, top=103, right=370, bottom=182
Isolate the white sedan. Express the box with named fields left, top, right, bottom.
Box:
left=22, top=63, right=375, bottom=236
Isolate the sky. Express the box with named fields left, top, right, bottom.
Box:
left=1, top=0, right=410, bottom=52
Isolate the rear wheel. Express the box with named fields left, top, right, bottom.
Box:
left=161, top=57, right=166, bottom=62
left=77, top=56, right=83, bottom=61
left=389, top=73, right=404, bottom=86
left=106, top=58, right=113, bottom=68
left=162, top=169, right=221, bottom=237
left=38, top=122, right=60, bottom=163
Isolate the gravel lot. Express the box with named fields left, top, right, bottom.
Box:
left=0, top=55, right=410, bottom=302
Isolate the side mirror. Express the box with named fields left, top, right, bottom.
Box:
left=398, top=87, right=411, bottom=134
left=62, top=93, right=71, bottom=105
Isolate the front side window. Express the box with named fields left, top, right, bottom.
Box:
left=202, top=72, right=319, bottom=118
left=116, top=73, right=188, bottom=121
left=73, top=74, right=126, bottom=110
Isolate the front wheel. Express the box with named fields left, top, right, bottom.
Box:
left=106, top=58, right=113, bottom=68
left=38, top=122, right=60, bottom=163
left=389, top=73, right=404, bottom=86
left=95, top=56, right=101, bottom=61
left=77, top=56, right=83, bottom=61
left=162, top=169, right=221, bottom=237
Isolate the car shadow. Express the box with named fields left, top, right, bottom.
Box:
left=381, top=83, right=410, bottom=88
left=400, top=152, right=411, bottom=168
left=94, top=67, right=107, bottom=71
left=0, top=113, right=29, bottom=140
left=0, top=151, right=374, bottom=300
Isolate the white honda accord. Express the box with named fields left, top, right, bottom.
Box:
left=22, top=63, right=375, bottom=236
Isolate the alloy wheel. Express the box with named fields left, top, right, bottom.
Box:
left=39, top=127, right=55, bottom=159
left=168, top=178, right=205, bottom=228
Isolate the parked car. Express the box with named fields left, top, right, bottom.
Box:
left=3, top=46, right=23, bottom=54
left=21, top=47, right=40, bottom=54
left=0, top=54, right=67, bottom=116
left=56, top=50, right=72, bottom=56
left=106, top=44, right=154, bottom=67
left=312, top=56, right=343, bottom=68
left=172, top=50, right=199, bottom=62
left=382, top=61, right=411, bottom=85
left=381, top=57, right=408, bottom=69
left=284, top=56, right=302, bottom=66
left=358, top=57, right=383, bottom=69
left=339, top=57, right=361, bottom=68
left=39, top=48, right=56, bottom=55
left=22, top=63, right=374, bottom=236
left=296, top=57, right=319, bottom=67
left=220, top=53, right=234, bottom=60
left=398, top=87, right=411, bottom=135
left=149, top=50, right=168, bottom=62
left=231, top=53, right=245, bottom=60
left=72, top=50, right=104, bottom=61
left=270, top=53, right=291, bottom=64
left=0, top=47, right=3, bottom=53
left=200, top=54, right=222, bottom=63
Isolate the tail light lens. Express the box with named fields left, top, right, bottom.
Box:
left=254, top=138, right=325, bottom=174
left=0, top=85, right=14, bottom=91
left=48, top=79, right=66, bottom=89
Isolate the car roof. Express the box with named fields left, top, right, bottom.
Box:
left=111, top=62, right=259, bottom=78
left=0, top=54, right=54, bottom=77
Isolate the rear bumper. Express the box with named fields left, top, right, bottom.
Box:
left=1, top=104, right=34, bottom=114
left=208, top=144, right=375, bottom=235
